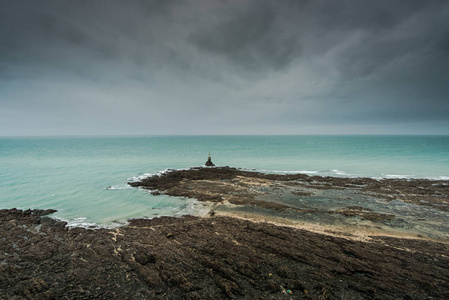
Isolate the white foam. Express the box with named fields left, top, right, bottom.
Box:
left=244, top=168, right=320, bottom=175
left=64, top=217, right=98, bottom=228
left=382, top=174, right=415, bottom=179
left=127, top=167, right=194, bottom=182
left=331, top=169, right=347, bottom=176
left=270, top=170, right=320, bottom=174
left=127, top=173, right=155, bottom=182
left=54, top=216, right=128, bottom=229
left=105, top=184, right=133, bottom=190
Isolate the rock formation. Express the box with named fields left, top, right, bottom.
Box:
left=1, top=208, right=449, bottom=299
left=205, top=153, right=215, bottom=166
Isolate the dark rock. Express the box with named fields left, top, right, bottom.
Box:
left=30, top=209, right=57, bottom=217
left=129, top=167, right=449, bottom=212
left=205, top=154, right=215, bottom=167
left=1, top=209, right=449, bottom=299
left=135, top=252, right=156, bottom=265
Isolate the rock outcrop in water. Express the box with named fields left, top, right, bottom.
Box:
left=1, top=208, right=449, bottom=299
left=205, top=153, right=215, bottom=166
left=129, top=166, right=449, bottom=212
left=129, top=167, right=449, bottom=240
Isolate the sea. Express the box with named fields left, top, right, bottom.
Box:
left=1, top=135, right=448, bottom=228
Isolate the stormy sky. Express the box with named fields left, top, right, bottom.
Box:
left=1, top=0, right=448, bottom=136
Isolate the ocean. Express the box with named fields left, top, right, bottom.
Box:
left=1, top=135, right=448, bottom=227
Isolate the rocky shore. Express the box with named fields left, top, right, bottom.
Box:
left=129, top=167, right=449, bottom=213
left=1, top=208, right=449, bottom=299
left=2, top=167, right=449, bottom=299
left=130, top=167, right=449, bottom=241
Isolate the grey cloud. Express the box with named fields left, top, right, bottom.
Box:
left=188, top=0, right=435, bottom=73
left=0, top=0, right=448, bottom=136
left=189, top=1, right=301, bottom=71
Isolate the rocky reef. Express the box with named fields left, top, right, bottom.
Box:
left=2, top=167, right=449, bottom=299
left=130, top=166, right=449, bottom=241
left=129, top=167, right=449, bottom=212
left=1, top=208, right=449, bottom=299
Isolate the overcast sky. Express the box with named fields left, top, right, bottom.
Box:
left=1, top=0, right=448, bottom=136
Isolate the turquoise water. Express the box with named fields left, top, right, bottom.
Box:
left=1, top=136, right=448, bottom=227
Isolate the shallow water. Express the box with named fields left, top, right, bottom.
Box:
left=254, top=184, right=449, bottom=240
left=1, top=135, right=448, bottom=227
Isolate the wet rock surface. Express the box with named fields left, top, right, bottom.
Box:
left=129, top=167, right=449, bottom=211
left=129, top=167, right=449, bottom=240
left=1, top=209, right=449, bottom=299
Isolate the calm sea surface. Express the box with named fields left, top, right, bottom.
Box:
left=1, top=136, right=448, bottom=227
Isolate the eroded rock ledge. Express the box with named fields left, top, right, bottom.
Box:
left=129, top=167, right=449, bottom=212
left=1, top=209, right=449, bottom=299
left=129, top=167, right=449, bottom=241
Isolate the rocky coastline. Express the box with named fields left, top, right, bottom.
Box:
left=1, top=209, right=449, bottom=299
left=129, top=166, right=449, bottom=213
left=130, top=166, right=449, bottom=241
left=2, top=167, right=449, bottom=299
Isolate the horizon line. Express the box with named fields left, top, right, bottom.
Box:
left=1, top=133, right=449, bottom=138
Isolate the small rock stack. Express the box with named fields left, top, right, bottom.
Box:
left=205, top=153, right=215, bottom=166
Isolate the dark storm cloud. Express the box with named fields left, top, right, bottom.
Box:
left=189, top=1, right=301, bottom=71
left=189, top=1, right=432, bottom=72
left=0, top=0, right=448, bottom=135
